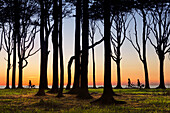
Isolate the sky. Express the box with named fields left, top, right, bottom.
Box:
left=0, top=14, right=170, bottom=87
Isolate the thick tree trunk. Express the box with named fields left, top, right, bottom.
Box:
left=50, top=0, right=59, bottom=94
left=12, top=0, right=20, bottom=89
left=158, top=57, right=166, bottom=89
left=68, top=0, right=81, bottom=94
left=35, top=1, right=45, bottom=96
left=57, top=0, right=64, bottom=97
left=143, top=60, right=150, bottom=88
left=92, top=37, right=96, bottom=89
left=77, top=0, right=92, bottom=99
left=91, top=0, right=123, bottom=104
left=5, top=53, right=10, bottom=89
left=18, top=60, right=23, bottom=88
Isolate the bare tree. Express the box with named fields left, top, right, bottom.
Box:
left=17, top=0, right=39, bottom=88
left=126, top=10, right=150, bottom=89
left=2, top=22, right=13, bottom=89
left=148, top=2, right=170, bottom=89
left=111, top=12, right=131, bottom=89
left=89, top=20, right=96, bottom=89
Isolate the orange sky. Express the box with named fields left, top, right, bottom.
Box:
left=0, top=18, right=170, bottom=87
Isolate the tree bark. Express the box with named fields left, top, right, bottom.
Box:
left=50, top=0, right=59, bottom=93
left=158, top=56, right=166, bottom=89
left=77, top=0, right=92, bottom=99
left=5, top=53, right=10, bottom=89
left=142, top=11, right=150, bottom=89
left=18, top=60, right=23, bottom=88
left=57, top=0, right=64, bottom=97
left=66, top=56, right=75, bottom=90
left=35, top=0, right=46, bottom=96
left=68, top=0, right=81, bottom=94
left=92, top=45, right=96, bottom=89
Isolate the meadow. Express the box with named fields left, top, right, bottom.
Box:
left=0, top=88, right=169, bottom=113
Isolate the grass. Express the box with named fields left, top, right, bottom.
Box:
left=0, top=88, right=169, bottom=113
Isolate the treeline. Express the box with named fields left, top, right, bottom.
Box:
left=0, top=0, right=169, bottom=104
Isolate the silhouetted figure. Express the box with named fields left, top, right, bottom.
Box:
left=128, top=78, right=131, bottom=87
left=137, top=79, right=140, bottom=88
left=29, top=80, right=31, bottom=88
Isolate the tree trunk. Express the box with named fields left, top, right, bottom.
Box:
left=44, top=48, right=49, bottom=89
left=142, top=11, right=150, bottom=89
left=5, top=53, right=10, bottom=89
left=158, top=57, right=166, bottom=89
left=77, top=0, right=92, bottom=99
left=35, top=1, right=46, bottom=96
left=68, top=0, right=81, bottom=94
left=143, top=60, right=150, bottom=88
left=50, top=0, right=59, bottom=93
left=91, top=0, right=122, bottom=104
left=92, top=39, right=96, bottom=88
left=66, top=56, right=75, bottom=90
left=12, top=36, right=16, bottom=89
left=18, top=59, right=23, bottom=88
left=57, top=0, right=64, bottom=97
left=115, top=38, right=122, bottom=89
left=12, top=0, right=20, bottom=89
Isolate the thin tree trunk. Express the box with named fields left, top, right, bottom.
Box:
left=92, top=39, right=96, bottom=88
left=115, top=40, right=122, bottom=89
left=5, top=53, right=10, bottom=89
left=57, top=0, right=64, bottom=97
left=12, top=36, right=16, bottom=89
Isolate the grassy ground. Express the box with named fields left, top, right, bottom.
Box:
left=0, top=88, right=169, bottom=113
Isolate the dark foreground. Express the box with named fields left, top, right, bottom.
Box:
left=0, top=88, right=169, bottom=113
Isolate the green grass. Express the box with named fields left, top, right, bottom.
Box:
left=0, top=88, right=169, bottom=113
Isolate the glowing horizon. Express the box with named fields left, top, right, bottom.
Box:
left=0, top=17, right=170, bottom=87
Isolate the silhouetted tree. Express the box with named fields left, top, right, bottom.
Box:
left=2, top=22, right=13, bottom=89
left=50, top=0, right=59, bottom=94
left=148, top=2, right=170, bottom=89
left=57, top=0, right=64, bottom=97
left=89, top=20, right=96, bottom=89
left=127, top=11, right=150, bottom=89
left=77, top=0, right=92, bottom=99
left=66, top=56, right=75, bottom=90
left=17, top=0, right=39, bottom=89
left=35, top=0, right=47, bottom=96
left=67, top=0, right=81, bottom=94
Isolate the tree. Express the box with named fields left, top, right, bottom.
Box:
left=57, top=0, right=64, bottom=97
left=89, top=20, right=96, bottom=89
left=35, top=0, right=46, bottom=96
left=50, top=0, right=59, bottom=94
left=17, top=0, right=39, bottom=89
left=77, top=0, right=92, bottom=99
left=110, top=12, right=130, bottom=89
left=67, top=0, right=81, bottom=94
left=148, top=2, right=170, bottom=89
left=2, top=22, right=13, bottom=89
